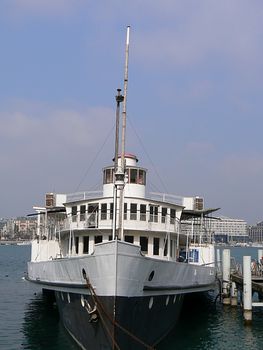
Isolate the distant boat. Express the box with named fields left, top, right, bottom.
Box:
left=27, top=27, right=217, bottom=350
left=17, top=241, right=31, bottom=246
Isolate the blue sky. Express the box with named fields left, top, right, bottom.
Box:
left=0, top=0, right=263, bottom=224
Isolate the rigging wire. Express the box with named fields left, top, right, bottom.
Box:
left=74, top=124, right=115, bottom=192
left=127, top=116, right=169, bottom=194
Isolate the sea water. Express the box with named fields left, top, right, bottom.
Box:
left=0, top=245, right=262, bottom=350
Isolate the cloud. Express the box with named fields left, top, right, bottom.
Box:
left=218, top=154, right=263, bottom=181
left=131, top=1, right=263, bottom=72
left=0, top=102, right=115, bottom=216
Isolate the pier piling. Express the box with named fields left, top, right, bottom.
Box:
left=222, top=249, right=231, bottom=305
left=243, top=256, right=252, bottom=323
left=230, top=281, right=238, bottom=306
left=258, top=249, right=263, bottom=265
left=216, top=248, right=221, bottom=273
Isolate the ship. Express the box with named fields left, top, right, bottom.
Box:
left=27, top=27, right=217, bottom=349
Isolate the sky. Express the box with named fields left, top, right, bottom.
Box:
left=0, top=0, right=263, bottom=224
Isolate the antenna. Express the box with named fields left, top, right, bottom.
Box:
left=120, top=25, right=130, bottom=171
left=118, top=26, right=130, bottom=241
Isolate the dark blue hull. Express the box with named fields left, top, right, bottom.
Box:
left=54, top=290, right=184, bottom=350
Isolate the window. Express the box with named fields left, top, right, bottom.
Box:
left=95, top=235, right=103, bottom=244
left=110, top=203, right=114, bottom=220
left=108, top=235, right=113, bottom=241
left=103, top=168, right=113, bottom=184
left=153, top=237, right=160, bottom=255
left=149, top=205, right=158, bottom=223
left=101, top=203, right=107, bottom=220
left=161, top=207, right=167, bottom=224
left=124, top=235, right=134, bottom=243
left=140, top=236, right=148, bottom=253
left=130, top=169, right=137, bottom=183
left=130, top=203, right=137, bottom=220
left=140, top=204, right=146, bottom=221
left=88, top=204, right=98, bottom=227
left=75, top=236, right=79, bottom=254
left=170, top=209, right=176, bottom=224
left=80, top=205, right=86, bottom=221
left=83, top=236, right=89, bottom=254
left=72, top=206, right=77, bottom=222
left=138, top=169, right=146, bottom=185
left=164, top=239, right=168, bottom=256
left=124, top=203, right=127, bottom=220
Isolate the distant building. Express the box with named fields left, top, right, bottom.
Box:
left=248, top=222, right=263, bottom=243
left=0, top=217, right=37, bottom=240
left=209, top=215, right=248, bottom=243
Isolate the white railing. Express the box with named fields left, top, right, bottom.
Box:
left=148, top=192, right=184, bottom=206
left=66, top=191, right=103, bottom=203
left=60, top=212, right=180, bottom=235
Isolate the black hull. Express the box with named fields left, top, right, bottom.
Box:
left=54, top=290, right=184, bottom=350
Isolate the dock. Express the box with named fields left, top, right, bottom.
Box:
left=219, top=248, right=263, bottom=323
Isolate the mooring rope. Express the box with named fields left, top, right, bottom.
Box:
left=82, top=269, right=155, bottom=350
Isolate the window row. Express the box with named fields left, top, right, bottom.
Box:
left=103, top=167, right=146, bottom=185
left=73, top=234, right=176, bottom=258
left=71, top=203, right=177, bottom=224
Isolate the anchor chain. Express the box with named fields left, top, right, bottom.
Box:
left=82, top=268, right=155, bottom=350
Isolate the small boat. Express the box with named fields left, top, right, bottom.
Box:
left=27, top=27, right=217, bottom=350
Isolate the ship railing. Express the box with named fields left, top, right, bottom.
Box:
left=148, top=192, right=184, bottom=206
left=65, top=191, right=103, bottom=203
left=61, top=212, right=99, bottom=230
left=60, top=212, right=181, bottom=234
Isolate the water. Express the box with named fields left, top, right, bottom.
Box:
left=0, top=245, right=263, bottom=350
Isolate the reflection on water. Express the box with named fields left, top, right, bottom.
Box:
left=158, top=291, right=263, bottom=350
left=21, top=293, right=77, bottom=350
left=1, top=245, right=263, bottom=350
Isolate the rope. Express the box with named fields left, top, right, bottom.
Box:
left=84, top=270, right=120, bottom=350
left=82, top=269, right=155, bottom=350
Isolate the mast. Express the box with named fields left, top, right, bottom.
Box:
left=120, top=25, right=130, bottom=171
left=118, top=26, right=130, bottom=240
left=112, top=89, right=124, bottom=239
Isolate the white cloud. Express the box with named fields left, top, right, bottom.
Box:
left=131, top=1, right=263, bottom=72
left=0, top=103, right=115, bottom=216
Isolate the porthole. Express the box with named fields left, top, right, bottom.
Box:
left=67, top=293, right=71, bottom=303
left=148, top=270, right=155, bottom=281
left=166, top=296, right=170, bottom=306
left=173, top=295, right=176, bottom=304
left=149, top=297, right=154, bottom=309
left=80, top=295, right=85, bottom=307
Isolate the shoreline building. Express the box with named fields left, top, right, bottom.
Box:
left=248, top=222, right=263, bottom=243
left=210, top=215, right=248, bottom=243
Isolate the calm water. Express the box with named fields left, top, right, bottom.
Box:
left=0, top=245, right=262, bottom=350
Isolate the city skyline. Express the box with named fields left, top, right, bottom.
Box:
left=0, top=1, right=263, bottom=224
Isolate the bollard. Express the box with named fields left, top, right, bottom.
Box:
left=230, top=281, right=238, bottom=306
left=243, top=255, right=252, bottom=323
left=222, top=249, right=231, bottom=305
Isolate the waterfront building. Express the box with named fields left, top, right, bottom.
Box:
left=0, top=217, right=37, bottom=240
left=248, top=222, right=263, bottom=243
left=209, top=215, right=248, bottom=243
